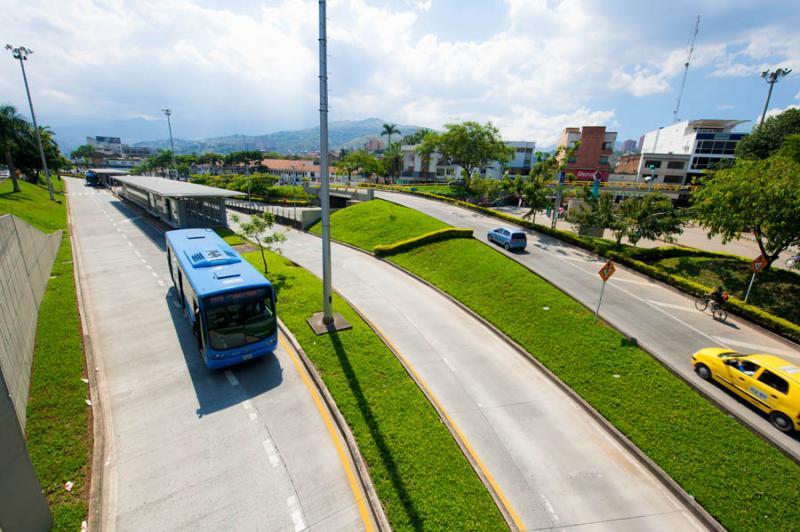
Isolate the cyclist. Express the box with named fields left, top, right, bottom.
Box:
left=709, top=286, right=728, bottom=307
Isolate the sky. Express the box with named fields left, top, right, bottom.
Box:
left=1, top=0, right=799, bottom=148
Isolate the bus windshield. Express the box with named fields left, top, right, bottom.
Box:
left=203, top=287, right=276, bottom=351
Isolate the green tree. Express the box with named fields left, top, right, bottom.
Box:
left=382, top=142, right=403, bottom=182
left=336, top=150, right=382, bottom=181
left=401, top=128, right=432, bottom=145
left=0, top=104, right=28, bottom=192
left=735, top=108, right=800, bottom=160
left=230, top=212, right=286, bottom=274
left=70, top=144, right=96, bottom=167
left=693, top=155, right=800, bottom=269
left=620, top=193, right=685, bottom=246
left=522, top=174, right=550, bottom=224
left=381, top=123, right=400, bottom=148
left=417, top=121, right=512, bottom=190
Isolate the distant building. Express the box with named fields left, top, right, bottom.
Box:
left=363, top=138, right=385, bottom=152
left=86, top=136, right=122, bottom=155
left=556, top=126, right=617, bottom=181
left=615, top=153, right=642, bottom=175
left=82, top=136, right=155, bottom=168
left=637, top=119, right=747, bottom=184
left=399, top=140, right=535, bottom=181
left=621, top=139, right=638, bottom=154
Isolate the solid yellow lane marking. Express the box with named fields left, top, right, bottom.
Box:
left=365, top=319, right=525, bottom=530
left=279, top=334, right=375, bottom=532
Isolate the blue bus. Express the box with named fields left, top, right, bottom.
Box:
left=165, top=228, right=277, bottom=369
left=85, top=170, right=100, bottom=187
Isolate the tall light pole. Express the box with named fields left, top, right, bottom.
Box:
left=5, top=44, right=55, bottom=201
left=307, top=0, right=350, bottom=334
left=161, top=108, right=177, bottom=179
left=759, top=68, right=792, bottom=126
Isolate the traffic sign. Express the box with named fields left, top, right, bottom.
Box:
left=749, top=255, right=768, bottom=273
left=598, top=260, right=616, bottom=282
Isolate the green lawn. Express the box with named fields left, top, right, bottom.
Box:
left=241, top=250, right=505, bottom=531
left=310, top=199, right=447, bottom=250
left=213, top=226, right=245, bottom=246
left=0, top=178, right=89, bottom=531
left=322, top=200, right=800, bottom=531
left=655, top=256, right=800, bottom=326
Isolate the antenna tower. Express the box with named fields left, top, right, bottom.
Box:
left=673, top=15, right=700, bottom=122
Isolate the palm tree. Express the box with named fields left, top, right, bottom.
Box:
left=0, top=104, right=27, bottom=192
left=381, top=123, right=400, bottom=149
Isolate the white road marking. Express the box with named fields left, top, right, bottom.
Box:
left=140, top=258, right=147, bottom=264
left=225, top=370, right=239, bottom=386
left=612, top=277, right=653, bottom=287
left=646, top=299, right=695, bottom=312
left=151, top=272, right=158, bottom=278
left=127, top=241, right=133, bottom=247
left=242, top=400, right=253, bottom=411
left=286, top=495, right=307, bottom=531
left=442, top=357, right=457, bottom=373
left=262, top=439, right=281, bottom=467
left=540, top=495, right=560, bottom=524
left=145, top=264, right=152, bottom=270
left=712, top=337, right=799, bottom=358
left=134, top=250, right=142, bottom=257
left=249, top=412, right=258, bottom=421
left=157, top=280, right=165, bottom=287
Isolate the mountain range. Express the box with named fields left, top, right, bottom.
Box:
left=53, top=117, right=423, bottom=156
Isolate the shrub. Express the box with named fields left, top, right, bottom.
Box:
left=374, top=228, right=473, bottom=256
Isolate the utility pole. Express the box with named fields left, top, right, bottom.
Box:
left=759, top=68, right=792, bottom=126
left=162, top=108, right=177, bottom=179
left=307, top=0, right=350, bottom=335
left=5, top=44, right=55, bottom=201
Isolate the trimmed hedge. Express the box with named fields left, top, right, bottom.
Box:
left=380, top=187, right=800, bottom=344
left=374, top=227, right=473, bottom=257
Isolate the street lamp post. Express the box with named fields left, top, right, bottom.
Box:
left=161, top=108, right=177, bottom=179
left=307, top=0, right=350, bottom=335
left=759, top=68, right=792, bottom=126
left=5, top=44, right=55, bottom=201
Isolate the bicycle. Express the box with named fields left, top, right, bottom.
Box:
left=695, top=294, right=728, bottom=321
left=786, top=255, right=800, bottom=269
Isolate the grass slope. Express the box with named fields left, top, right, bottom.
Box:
left=0, top=178, right=89, bottom=531
left=241, top=250, right=504, bottom=530
left=655, top=256, right=800, bottom=326
left=310, top=199, right=447, bottom=250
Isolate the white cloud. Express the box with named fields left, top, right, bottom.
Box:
left=716, top=103, right=735, bottom=111
left=758, top=104, right=800, bottom=124
left=610, top=66, right=670, bottom=97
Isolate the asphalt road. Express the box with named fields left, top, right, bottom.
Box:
left=229, top=213, right=705, bottom=531
left=65, top=178, right=372, bottom=531
left=376, top=190, right=800, bottom=459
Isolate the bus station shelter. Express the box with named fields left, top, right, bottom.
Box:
left=111, top=175, right=245, bottom=228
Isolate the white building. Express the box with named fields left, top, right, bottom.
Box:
left=400, top=140, right=535, bottom=182
left=637, top=119, right=747, bottom=184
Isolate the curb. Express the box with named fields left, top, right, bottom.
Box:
left=65, top=181, right=112, bottom=531
left=303, top=227, right=723, bottom=532
left=276, top=319, right=391, bottom=532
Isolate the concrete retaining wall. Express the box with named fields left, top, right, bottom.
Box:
left=0, top=214, right=63, bottom=428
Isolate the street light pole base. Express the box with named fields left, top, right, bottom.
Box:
left=307, top=312, right=352, bottom=336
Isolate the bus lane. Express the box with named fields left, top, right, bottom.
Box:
left=65, top=178, right=372, bottom=531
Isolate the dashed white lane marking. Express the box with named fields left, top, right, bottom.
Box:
left=127, top=241, right=133, bottom=247
left=134, top=250, right=142, bottom=257
left=121, top=234, right=128, bottom=239
left=612, top=277, right=653, bottom=286
left=140, top=258, right=147, bottom=264
left=145, top=264, right=152, bottom=270
left=225, top=370, right=239, bottom=386
left=540, top=495, right=560, bottom=524
left=646, top=299, right=695, bottom=312
left=712, top=336, right=799, bottom=358
left=442, top=357, right=457, bottom=372
left=151, top=272, right=158, bottom=278
left=262, top=439, right=281, bottom=468
left=157, top=280, right=165, bottom=287
left=286, top=495, right=307, bottom=532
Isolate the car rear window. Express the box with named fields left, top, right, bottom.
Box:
left=511, top=233, right=527, bottom=240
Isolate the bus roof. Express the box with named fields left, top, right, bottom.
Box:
left=165, top=228, right=272, bottom=298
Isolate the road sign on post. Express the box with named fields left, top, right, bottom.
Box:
left=595, top=261, right=616, bottom=321
left=744, top=255, right=767, bottom=303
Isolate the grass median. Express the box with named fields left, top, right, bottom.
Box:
left=0, top=178, right=89, bottom=531
left=321, top=199, right=800, bottom=531
left=239, top=249, right=505, bottom=531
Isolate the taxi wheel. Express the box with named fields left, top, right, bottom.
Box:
left=694, top=364, right=712, bottom=381
left=770, top=412, right=794, bottom=433
left=504, top=242, right=510, bottom=250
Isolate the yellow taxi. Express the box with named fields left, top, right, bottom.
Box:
left=692, top=348, right=800, bottom=433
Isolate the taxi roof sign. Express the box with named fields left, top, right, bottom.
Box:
left=598, top=260, right=616, bottom=282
